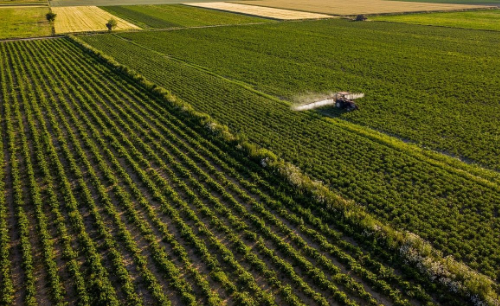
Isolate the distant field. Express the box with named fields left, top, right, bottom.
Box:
left=0, top=0, right=46, bottom=6
left=101, top=4, right=271, bottom=29
left=52, top=6, right=140, bottom=33
left=392, top=0, right=499, bottom=4
left=236, top=0, right=490, bottom=15
left=186, top=2, right=333, bottom=20
left=0, top=7, right=51, bottom=39
left=50, top=0, right=223, bottom=7
left=374, top=9, right=500, bottom=31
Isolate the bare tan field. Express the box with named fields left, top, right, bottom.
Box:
left=234, top=0, right=490, bottom=15
left=187, top=2, right=333, bottom=19
left=52, top=6, right=140, bottom=33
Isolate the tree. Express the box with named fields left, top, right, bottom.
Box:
left=46, top=12, right=57, bottom=23
left=355, top=14, right=367, bottom=21
left=106, top=19, right=117, bottom=32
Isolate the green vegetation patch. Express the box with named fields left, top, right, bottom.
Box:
left=101, top=4, right=272, bottom=29
left=0, top=0, right=47, bottom=6
left=81, top=21, right=500, bottom=281
left=374, top=9, right=500, bottom=31
left=0, top=7, right=51, bottom=39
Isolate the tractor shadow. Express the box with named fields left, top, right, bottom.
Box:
left=316, top=107, right=355, bottom=118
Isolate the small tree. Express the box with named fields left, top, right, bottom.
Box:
left=355, top=14, right=367, bottom=21
left=46, top=12, right=57, bottom=23
left=106, top=19, right=117, bottom=32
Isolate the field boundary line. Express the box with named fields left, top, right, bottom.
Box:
left=67, top=34, right=500, bottom=306
left=110, top=32, right=500, bottom=188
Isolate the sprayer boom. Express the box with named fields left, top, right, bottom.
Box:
left=293, top=92, right=363, bottom=112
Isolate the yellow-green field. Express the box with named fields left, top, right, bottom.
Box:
left=373, top=9, right=500, bottom=31
left=52, top=6, right=140, bottom=34
left=0, top=7, right=51, bottom=39
left=0, top=0, right=47, bottom=6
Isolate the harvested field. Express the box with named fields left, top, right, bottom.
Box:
left=235, top=0, right=491, bottom=15
left=52, top=6, right=140, bottom=33
left=187, top=2, right=333, bottom=19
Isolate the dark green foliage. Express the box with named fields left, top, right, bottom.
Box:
left=46, top=11, right=56, bottom=22
left=105, top=18, right=117, bottom=32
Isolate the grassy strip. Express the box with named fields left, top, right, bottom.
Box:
left=68, top=34, right=500, bottom=306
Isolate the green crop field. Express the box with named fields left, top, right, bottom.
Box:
left=0, top=0, right=47, bottom=6
left=0, top=7, right=51, bottom=39
left=2, top=36, right=486, bottom=306
left=374, top=9, right=500, bottom=31
left=2, top=2, right=500, bottom=306
left=81, top=20, right=500, bottom=282
left=0, top=39, right=463, bottom=305
left=101, top=4, right=272, bottom=29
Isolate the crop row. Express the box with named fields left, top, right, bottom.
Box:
left=80, top=32, right=500, bottom=280
left=0, top=44, right=14, bottom=305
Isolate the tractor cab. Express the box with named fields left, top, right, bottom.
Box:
left=334, top=92, right=359, bottom=111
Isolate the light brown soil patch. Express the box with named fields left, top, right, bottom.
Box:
left=52, top=6, right=140, bottom=34
left=187, top=2, right=334, bottom=19
left=234, top=0, right=491, bottom=15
